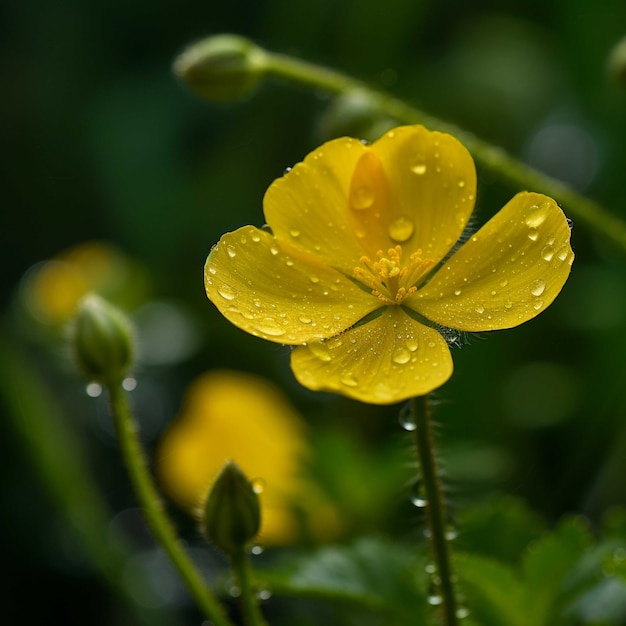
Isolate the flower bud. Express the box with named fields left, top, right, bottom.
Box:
left=201, top=461, right=261, bottom=554
left=72, top=294, right=134, bottom=386
left=173, top=34, right=268, bottom=103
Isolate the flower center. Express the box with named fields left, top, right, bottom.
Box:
left=354, top=245, right=434, bottom=304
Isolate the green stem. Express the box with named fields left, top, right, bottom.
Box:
left=412, top=395, right=458, bottom=626
left=108, top=383, right=234, bottom=626
left=231, top=548, right=269, bottom=626
left=265, top=51, right=626, bottom=254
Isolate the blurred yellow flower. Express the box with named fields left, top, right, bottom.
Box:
left=21, top=241, right=147, bottom=325
left=156, top=370, right=340, bottom=545
left=205, top=125, right=573, bottom=404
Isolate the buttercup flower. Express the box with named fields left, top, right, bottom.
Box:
left=205, top=125, right=573, bottom=404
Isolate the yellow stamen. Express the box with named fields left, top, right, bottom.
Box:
left=354, top=245, right=434, bottom=304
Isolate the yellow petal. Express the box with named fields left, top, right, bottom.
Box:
left=205, top=225, right=380, bottom=344
left=409, top=192, right=574, bottom=331
left=264, top=126, right=477, bottom=272
left=290, top=307, right=453, bottom=404
left=371, top=125, right=477, bottom=263
left=263, top=136, right=372, bottom=272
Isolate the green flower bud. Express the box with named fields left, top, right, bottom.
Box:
left=72, top=294, right=134, bottom=386
left=201, top=461, right=261, bottom=554
left=608, top=35, right=626, bottom=85
left=173, top=34, right=268, bottom=103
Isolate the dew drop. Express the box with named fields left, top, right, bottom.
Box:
left=341, top=373, right=358, bottom=387
left=411, top=163, right=427, bottom=175
left=406, top=338, right=419, bottom=352
left=229, top=585, right=241, bottom=598
left=410, top=482, right=428, bottom=508
left=251, top=478, right=265, bottom=494
left=457, top=179, right=466, bottom=188
left=456, top=607, right=470, bottom=619
left=500, top=279, right=509, bottom=287
left=399, top=402, right=416, bottom=431
left=289, top=228, right=301, bottom=238
left=226, top=246, right=237, bottom=258
left=525, top=206, right=547, bottom=228
left=428, top=595, right=443, bottom=606
left=122, top=377, right=137, bottom=391
left=425, top=563, right=436, bottom=574
left=86, top=382, right=102, bottom=398
left=309, top=275, right=320, bottom=283
left=207, top=265, right=217, bottom=276
left=218, top=285, right=237, bottom=300
left=240, top=234, right=247, bottom=244
left=445, top=525, right=458, bottom=540
left=453, top=289, right=462, bottom=296
left=527, top=227, right=539, bottom=241
left=269, top=245, right=279, bottom=256
left=298, top=315, right=312, bottom=324
left=388, top=216, right=415, bottom=242
left=475, top=304, right=485, bottom=314
left=250, top=545, right=264, bottom=555
left=504, top=301, right=513, bottom=310
left=541, top=245, right=554, bottom=261
left=250, top=232, right=261, bottom=242
left=257, top=590, right=272, bottom=601
left=254, top=319, right=286, bottom=337
left=533, top=299, right=544, bottom=310
left=309, top=341, right=332, bottom=362
left=392, top=347, right=412, bottom=364
left=351, top=186, right=375, bottom=210
left=531, top=279, right=546, bottom=296
left=556, top=246, right=570, bottom=262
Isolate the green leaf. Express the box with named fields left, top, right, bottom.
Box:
left=456, top=552, right=526, bottom=626
left=521, top=516, right=592, bottom=626
left=261, top=537, right=431, bottom=624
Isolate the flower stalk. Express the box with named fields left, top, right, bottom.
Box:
left=411, top=395, right=458, bottom=625
left=108, top=383, right=234, bottom=626
left=231, top=547, right=270, bottom=626
left=263, top=49, right=626, bottom=255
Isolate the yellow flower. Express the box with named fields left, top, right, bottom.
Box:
left=205, top=125, right=573, bottom=404
left=156, top=370, right=341, bottom=545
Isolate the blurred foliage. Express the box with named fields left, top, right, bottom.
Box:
left=2, top=0, right=626, bottom=624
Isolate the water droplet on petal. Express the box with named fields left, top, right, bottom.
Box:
left=86, top=382, right=102, bottom=398
left=475, top=304, right=485, bottom=314
left=531, top=279, right=546, bottom=296
left=207, top=265, right=217, bottom=275
left=500, top=279, right=509, bottom=287
left=310, top=275, right=320, bottom=284
left=454, top=289, right=462, bottom=296
left=298, top=315, right=312, bottom=324
left=457, top=179, right=466, bottom=188
left=388, top=216, right=415, bottom=242
left=406, top=338, right=418, bottom=352
left=525, top=206, right=547, bottom=228
left=392, top=347, right=411, bottom=364
left=226, top=246, right=237, bottom=258
left=351, top=186, right=375, bottom=210
left=541, top=245, right=554, bottom=261
left=269, top=245, right=279, bottom=256
left=528, top=227, right=539, bottom=241
left=411, top=163, right=427, bottom=175
left=309, top=341, right=332, bottom=362
left=251, top=477, right=265, bottom=494
left=289, top=228, right=300, bottom=238
left=533, top=299, right=544, bottom=310
left=504, top=301, right=513, bottom=309
left=250, top=232, right=261, bottom=243
left=218, top=285, right=237, bottom=300
left=254, top=319, right=286, bottom=337
left=341, top=373, right=358, bottom=387
left=556, top=246, right=570, bottom=262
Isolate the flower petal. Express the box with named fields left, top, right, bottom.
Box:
left=371, top=125, right=477, bottom=263
left=408, top=192, right=574, bottom=331
left=264, top=126, right=476, bottom=275
left=290, top=307, right=453, bottom=404
left=263, top=136, right=372, bottom=272
left=205, top=225, right=381, bottom=344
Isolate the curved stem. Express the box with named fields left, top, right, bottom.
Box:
left=412, top=395, right=458, bottom=626
left=266, top=51, right=626, bottom=254
left=231, top=548, right=269, bottom=626
left=108, top=383, right=234, bottom=626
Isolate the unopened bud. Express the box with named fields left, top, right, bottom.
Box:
left=174, top=34, right=268, bottom=103
left=72, top=294, right=134, bottom=386
left=201, top=461, right=261, bottom=554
